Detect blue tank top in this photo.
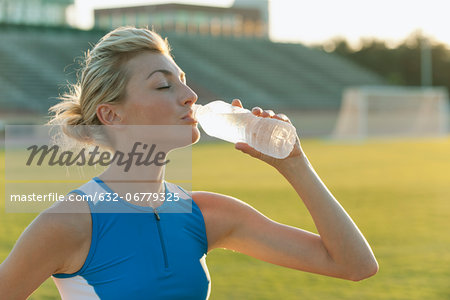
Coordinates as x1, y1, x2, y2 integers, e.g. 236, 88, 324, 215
52, 177, 211, 300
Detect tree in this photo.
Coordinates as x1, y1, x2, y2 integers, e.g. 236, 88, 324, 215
316, 33, 450, 92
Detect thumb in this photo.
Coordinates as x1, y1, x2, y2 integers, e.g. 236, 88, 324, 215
235, 142, 262, 159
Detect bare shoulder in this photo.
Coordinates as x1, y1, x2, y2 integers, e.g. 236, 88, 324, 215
192, 191, 267, 252
35, 195, 92, 273
15, 195, 92, 255
44, 195, 92, 237
0, 195, 92, 298
192, 191, 256, 216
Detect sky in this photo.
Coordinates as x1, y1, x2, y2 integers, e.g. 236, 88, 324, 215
70, 0, 450, 48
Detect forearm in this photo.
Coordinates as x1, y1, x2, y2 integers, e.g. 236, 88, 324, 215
275, 154, 378, 279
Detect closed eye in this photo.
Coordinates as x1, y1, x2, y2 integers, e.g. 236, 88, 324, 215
157, 86, 171, 90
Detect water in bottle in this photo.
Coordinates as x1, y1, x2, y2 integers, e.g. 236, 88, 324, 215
193, 100, 297, 159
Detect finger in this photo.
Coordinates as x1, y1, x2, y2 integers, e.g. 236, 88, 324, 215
274, 113, 290, 122
252, 107, 263, 116
235, 142, 262, 159
231, 99, 243, 108
261, 110, 275, 118
272, 113, 284, 121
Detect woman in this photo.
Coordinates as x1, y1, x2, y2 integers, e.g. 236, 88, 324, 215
0, 27, 378, 299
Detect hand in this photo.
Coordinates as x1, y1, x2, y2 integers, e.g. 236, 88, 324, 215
230, 99, 304, 168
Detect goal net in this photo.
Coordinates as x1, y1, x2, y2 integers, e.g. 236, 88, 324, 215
333, 86, 449, 139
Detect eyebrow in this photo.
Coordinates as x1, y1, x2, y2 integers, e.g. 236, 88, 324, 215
146, 69, 186, 80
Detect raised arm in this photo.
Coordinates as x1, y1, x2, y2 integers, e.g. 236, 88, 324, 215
197, 99, 378, 281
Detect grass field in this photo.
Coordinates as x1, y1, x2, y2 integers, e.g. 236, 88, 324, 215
1, 137, 450, 299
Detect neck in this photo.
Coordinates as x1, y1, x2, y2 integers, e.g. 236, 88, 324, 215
98, 163, 166, 208
96, 136, 174, 207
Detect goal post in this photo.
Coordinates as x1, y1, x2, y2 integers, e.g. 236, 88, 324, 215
333, 86, 449, 139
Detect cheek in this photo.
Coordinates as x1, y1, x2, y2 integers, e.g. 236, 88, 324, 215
149, 104, 176, 123
129, 101, 175, 125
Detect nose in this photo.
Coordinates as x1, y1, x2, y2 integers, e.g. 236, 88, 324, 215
181, 84, 198, 106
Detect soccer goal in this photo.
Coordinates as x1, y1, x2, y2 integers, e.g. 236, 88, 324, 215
333, 86, 449, 139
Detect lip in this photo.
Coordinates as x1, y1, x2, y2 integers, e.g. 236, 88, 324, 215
181, 110, 197, 122
181, 116, 198, 124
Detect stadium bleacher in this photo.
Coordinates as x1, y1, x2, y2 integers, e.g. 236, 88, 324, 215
0, 24, 385, 119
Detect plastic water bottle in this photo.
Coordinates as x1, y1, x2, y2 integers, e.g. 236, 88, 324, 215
193, 100, 297, 159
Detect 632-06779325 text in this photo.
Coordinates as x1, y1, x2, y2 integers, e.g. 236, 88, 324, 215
9, 192, 180, 203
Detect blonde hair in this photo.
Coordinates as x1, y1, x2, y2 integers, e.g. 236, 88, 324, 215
48, 27, 171, 144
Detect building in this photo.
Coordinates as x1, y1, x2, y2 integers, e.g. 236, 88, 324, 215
94, 1, 269, 38
0, 0, 73, 26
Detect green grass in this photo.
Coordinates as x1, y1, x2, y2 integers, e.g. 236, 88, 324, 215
1, 137, 450, 299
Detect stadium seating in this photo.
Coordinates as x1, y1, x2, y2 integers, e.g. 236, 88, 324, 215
0, 25, 385, 117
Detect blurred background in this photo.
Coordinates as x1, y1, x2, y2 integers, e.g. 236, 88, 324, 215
1, 0, 449, 137
0, 0, 449, 299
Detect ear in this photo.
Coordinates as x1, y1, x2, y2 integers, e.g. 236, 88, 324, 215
96, 103, 123, 125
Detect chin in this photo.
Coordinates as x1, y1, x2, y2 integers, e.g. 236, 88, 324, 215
191, 126, 201, 144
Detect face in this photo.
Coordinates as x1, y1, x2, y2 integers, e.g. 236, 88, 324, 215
116, 51, 200, 144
